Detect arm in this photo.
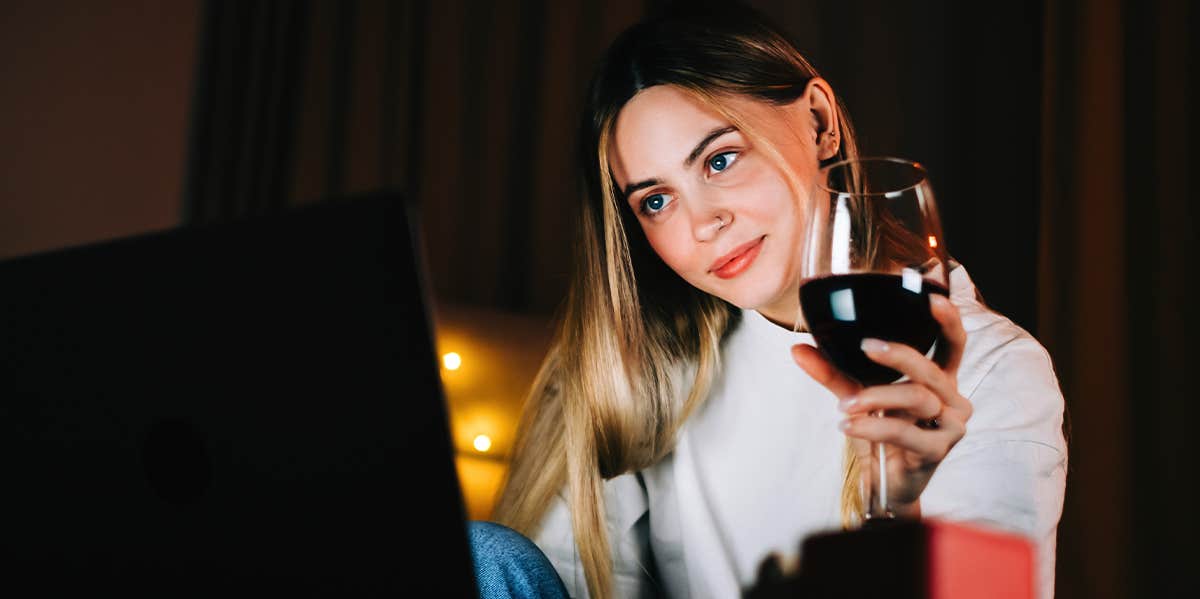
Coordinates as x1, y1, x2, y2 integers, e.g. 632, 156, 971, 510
921, 335, 1068, 599
792, 291, 1066, 599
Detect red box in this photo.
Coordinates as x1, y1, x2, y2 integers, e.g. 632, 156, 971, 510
925, 518, 1035, 599
745, 518, 1035, 598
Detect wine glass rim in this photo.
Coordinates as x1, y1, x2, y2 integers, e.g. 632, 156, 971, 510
818, 155, 930, 196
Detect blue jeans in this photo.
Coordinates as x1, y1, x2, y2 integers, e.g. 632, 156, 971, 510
469, 521, 570, 598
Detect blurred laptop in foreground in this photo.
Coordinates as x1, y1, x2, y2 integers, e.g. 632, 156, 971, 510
0, 192, 477, 596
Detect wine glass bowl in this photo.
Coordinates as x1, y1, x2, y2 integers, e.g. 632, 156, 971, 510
799, 157, 951, 385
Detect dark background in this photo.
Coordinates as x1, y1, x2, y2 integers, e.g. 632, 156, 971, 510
1, 1, 1196, 597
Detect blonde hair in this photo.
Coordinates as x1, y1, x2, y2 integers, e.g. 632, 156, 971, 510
494, 6, 864, 597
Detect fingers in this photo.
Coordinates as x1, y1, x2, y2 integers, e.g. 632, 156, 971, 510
838, 382, 943, 421
840, 413, 964, 463
860, 337, 972, 414
792, 344, 861, 399
929, 294, 966, 376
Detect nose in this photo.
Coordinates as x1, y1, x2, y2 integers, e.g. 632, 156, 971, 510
693, 208, 733, 242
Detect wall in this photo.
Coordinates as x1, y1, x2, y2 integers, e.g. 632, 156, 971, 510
0, 1, 199, 259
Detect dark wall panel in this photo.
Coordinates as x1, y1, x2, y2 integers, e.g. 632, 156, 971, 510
0, 1, 200, 259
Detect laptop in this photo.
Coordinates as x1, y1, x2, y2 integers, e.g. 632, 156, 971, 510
0, 192, 478, 596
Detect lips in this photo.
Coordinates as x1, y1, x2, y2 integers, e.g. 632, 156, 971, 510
709, 236, 765, 279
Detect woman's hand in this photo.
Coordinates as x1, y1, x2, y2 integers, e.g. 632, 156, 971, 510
791, 293, 972, 514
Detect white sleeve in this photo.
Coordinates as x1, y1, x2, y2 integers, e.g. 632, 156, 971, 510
531, 472, 658, 599
921, 332, 1068, 599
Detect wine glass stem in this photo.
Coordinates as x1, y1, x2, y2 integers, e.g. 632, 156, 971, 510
874, 409, 888, 516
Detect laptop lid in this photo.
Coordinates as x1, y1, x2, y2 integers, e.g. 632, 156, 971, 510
0, 192, 477, 596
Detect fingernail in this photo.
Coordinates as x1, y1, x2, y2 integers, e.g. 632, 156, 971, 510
838, 419, 851, 431
837, 397, 858, 412
861, 338, 889, 353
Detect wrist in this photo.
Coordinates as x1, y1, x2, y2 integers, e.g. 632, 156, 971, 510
892, 498, 922, 520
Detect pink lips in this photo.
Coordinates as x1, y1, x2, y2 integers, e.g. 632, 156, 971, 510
709, 236, 765, 279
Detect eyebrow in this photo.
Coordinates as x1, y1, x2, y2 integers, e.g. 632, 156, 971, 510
684, 125, 738, 167
622, 178, 661, 199
621, 125, 738, 199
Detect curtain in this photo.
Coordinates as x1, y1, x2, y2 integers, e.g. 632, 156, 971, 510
409, 0, 647, 312
1041, 0, 1198, 596
183, 0, 310, 223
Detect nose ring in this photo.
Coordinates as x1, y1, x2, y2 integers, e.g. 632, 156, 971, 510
715, 215, 726, 228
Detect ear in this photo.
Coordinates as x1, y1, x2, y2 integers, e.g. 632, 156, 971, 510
792, 77, 841, 161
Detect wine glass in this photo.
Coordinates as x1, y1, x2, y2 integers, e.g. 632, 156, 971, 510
797, 156, 951, 524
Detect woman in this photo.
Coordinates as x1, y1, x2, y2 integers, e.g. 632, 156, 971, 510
471, 4, 1067, 598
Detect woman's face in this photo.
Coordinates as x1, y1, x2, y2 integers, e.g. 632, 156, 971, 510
609, 83, 837, 326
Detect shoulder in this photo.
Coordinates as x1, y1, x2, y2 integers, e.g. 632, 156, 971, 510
923, 268, 1067, 539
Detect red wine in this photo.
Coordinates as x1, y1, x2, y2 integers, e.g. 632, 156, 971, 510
799, 273, 949, 386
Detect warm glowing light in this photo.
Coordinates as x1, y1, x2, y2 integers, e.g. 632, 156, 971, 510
928, 236, 939, 248
442, 352, 462, 371
473, 434, 492, 453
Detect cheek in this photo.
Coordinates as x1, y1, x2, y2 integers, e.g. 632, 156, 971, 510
744, 173, 802, 228
641, 221, 700, 275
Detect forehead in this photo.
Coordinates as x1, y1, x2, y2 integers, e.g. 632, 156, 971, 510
610, 86, 729, 186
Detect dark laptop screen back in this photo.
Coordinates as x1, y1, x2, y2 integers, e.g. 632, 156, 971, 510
0, 193, 477, 596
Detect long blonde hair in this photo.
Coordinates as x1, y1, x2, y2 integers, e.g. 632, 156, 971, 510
494, 5, 862, 597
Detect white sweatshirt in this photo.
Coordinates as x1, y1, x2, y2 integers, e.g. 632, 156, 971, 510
533, 265, 1068, 599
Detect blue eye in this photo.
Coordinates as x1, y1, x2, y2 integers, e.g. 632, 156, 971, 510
707, 151, 739, 174
641, 193, 671, 215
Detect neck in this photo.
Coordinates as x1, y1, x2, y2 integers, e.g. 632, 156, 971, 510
756, 298, 808, 332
